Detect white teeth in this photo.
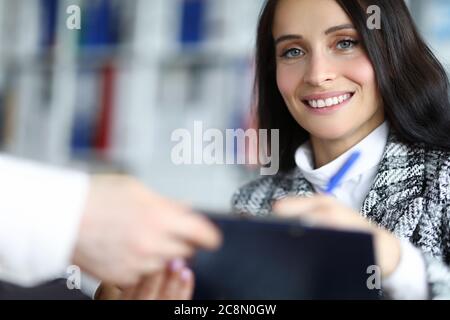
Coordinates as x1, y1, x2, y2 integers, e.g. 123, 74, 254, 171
307, 93, 353, 108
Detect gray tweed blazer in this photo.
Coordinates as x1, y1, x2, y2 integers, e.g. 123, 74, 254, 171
231, 132, 450, 299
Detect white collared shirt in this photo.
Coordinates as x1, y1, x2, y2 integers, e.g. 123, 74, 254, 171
294, 122, 428, 299
295, 122, 389, 211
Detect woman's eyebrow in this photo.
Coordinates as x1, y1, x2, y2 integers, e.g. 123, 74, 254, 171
274, 34, 302, 46
324, 23, 355, 35
274, 24, 356, 46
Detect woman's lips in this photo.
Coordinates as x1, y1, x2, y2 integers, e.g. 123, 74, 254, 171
302, 92, 355, 114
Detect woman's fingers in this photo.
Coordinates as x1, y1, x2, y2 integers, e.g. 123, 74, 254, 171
124, 259, 194, 300
272, 195, 329, 217
157, 259, 184, 299
273, 195, 375, 232
133, 271, 165, 300
158, 259, 195, 300
273, 196, 333, 227
119, 266, 166, 300
177, 269, 195, 300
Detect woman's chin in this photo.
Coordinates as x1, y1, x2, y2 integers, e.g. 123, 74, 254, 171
307, 127, 353, 142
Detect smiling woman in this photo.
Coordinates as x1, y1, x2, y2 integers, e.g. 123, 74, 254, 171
253, 0, 450, 172
273, 0, 384, 167
232, 0, 450, 299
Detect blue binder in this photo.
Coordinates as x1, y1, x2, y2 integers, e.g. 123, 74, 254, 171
180, 0, 206, 46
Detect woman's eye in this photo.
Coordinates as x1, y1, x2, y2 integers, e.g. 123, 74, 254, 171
336, 39, 358, 50
281, 48, 304, 59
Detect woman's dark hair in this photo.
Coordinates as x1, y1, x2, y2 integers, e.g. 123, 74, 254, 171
255, 0, 450, 172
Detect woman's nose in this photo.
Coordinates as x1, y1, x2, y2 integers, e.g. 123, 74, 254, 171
303, 52, 337, 86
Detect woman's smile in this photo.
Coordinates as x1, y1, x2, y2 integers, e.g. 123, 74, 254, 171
301, 91, 355, 115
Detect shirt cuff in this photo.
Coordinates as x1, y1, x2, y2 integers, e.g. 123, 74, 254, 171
0, 155, 90, 286
80, 273, 102, 299
382, 239, 428, 299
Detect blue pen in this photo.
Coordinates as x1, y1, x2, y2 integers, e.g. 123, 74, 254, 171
324, 150, 361, 194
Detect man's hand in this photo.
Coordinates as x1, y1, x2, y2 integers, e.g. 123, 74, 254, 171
72, 175, 221, 287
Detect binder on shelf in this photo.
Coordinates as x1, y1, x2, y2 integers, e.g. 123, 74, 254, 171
94, 62, 116, 154
180, 0, 207, 47
70, 70, 99, 153
40, 0, 59, 48
80, 0, 120, 48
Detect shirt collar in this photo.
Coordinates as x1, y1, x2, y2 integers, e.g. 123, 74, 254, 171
294, 121, 390, 188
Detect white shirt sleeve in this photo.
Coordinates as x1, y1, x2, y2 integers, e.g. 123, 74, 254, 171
0, 155, 90, 287
382, 239, 428, 299
80, 273, 101, 299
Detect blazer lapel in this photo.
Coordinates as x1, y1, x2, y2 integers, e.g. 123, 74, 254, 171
360, 132, 427, 237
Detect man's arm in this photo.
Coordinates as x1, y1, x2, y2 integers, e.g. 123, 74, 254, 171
0, 155, 89, 286
0, 154, 222, 288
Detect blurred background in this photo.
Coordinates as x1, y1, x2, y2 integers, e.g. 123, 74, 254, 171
0, 0, 449, 211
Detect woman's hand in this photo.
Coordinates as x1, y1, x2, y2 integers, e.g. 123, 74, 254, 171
272, 195, 401, 278
96, 259, 194, 300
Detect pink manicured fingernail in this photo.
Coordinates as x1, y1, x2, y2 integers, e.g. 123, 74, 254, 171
181, 268, 192, 282
170, 258, 185, 272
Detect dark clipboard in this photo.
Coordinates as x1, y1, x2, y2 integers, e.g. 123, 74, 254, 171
191, 213, 381, 300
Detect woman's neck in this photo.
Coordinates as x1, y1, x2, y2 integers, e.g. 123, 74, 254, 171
310, 115, 385, 168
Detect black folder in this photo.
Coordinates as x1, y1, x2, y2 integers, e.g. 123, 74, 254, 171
191, 214, 380, 300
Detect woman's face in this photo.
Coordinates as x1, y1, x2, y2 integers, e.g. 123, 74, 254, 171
273, 0, 384, 144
